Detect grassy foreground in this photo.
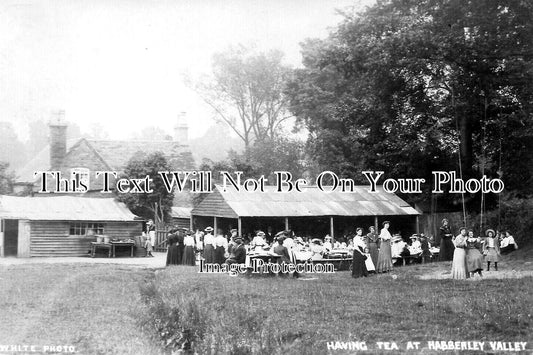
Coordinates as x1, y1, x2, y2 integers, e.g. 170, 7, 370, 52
0, 263, 162, 355
1, 257, 532, 354
143, 263, 533, 354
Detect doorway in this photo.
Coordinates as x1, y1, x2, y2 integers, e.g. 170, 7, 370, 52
4, 219, 18, 256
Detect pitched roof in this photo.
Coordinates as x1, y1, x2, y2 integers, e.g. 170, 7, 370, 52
191, 185, 420, 218
171, 206, 192, 219
84, 140, 196, 172
15, 139, 78, 183
0, 195, 140, 221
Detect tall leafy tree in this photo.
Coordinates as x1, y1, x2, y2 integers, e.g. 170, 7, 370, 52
187, 45, 293, 149
117, 152, 174, 224
286, 0, 533, 203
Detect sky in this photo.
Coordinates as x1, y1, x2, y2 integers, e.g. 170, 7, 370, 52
0, 0, 374, 141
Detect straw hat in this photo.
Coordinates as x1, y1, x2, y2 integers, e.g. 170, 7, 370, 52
204, 226, 214, 232
485, 229, 495, 237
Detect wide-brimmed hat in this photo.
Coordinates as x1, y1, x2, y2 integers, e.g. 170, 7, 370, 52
230, 229, 238, 234
392, 235, 403, 243
410, 234, 418, 239
382, 221, 390, 227
485, 228, 496, 237
311, 238, 322, 245
325, 235, 332, 240
204, 226, 214, 232
147, 220, 153, 225
275, 231, 286, 237
234, 237, 243, 244
256, 231, 266, 237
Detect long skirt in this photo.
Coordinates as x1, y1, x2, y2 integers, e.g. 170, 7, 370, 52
368, 242, 379, 268
451, 247, 468, 279
485, 247, 500, 262
176, 245, 184, 265
166, 244, 180, 266
376, 240, 393, 273
352, 251, 368, 278
182, 246, 196, 266
439, 237, 455, 261
203, 244, 215, 264
214, 246, 226, 265
466, 248, 483, 273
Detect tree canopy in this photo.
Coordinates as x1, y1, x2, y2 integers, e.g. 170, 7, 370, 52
117, 152, 174, 224
286, 0, 533, 205
188, 45, 293, 149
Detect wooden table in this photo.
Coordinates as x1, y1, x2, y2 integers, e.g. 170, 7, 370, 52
91, 242, 135, 258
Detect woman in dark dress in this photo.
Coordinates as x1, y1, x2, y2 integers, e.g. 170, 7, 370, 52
352, 228, 368, 278
365, 226, 379, 268
439, 218, 455, 261
166, 230, 180, 266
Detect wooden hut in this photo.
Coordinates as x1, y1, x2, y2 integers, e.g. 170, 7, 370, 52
191, 185, 420, 239
0, 195, 142, 257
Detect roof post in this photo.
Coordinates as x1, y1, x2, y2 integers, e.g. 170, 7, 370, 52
330, 217, 334, 239
214, 216, 218, 236
374, 216, 379, 233
238, 217, 242, 237
284, 217, 289, 231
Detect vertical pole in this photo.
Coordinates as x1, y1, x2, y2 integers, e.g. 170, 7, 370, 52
238, 217, 242, 237
330, 217, 334, 238
284, 217, 289, 231
214, 216, 218, 236
190, 215, 193, 231
374, 216, 379, 233
416, 215, 420, 236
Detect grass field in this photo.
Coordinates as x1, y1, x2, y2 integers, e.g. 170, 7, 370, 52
1, 252, 532, 354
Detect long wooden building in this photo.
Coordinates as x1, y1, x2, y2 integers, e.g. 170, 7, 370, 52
0, 195, 142, 257
191, 185, 420, 239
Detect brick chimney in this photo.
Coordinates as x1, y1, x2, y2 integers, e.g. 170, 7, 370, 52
49, 110, 67, 170
174, 111, 189, 144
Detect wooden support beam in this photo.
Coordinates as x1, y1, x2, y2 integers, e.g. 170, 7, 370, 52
238, 217, 242, 237
330, 217, 334, 238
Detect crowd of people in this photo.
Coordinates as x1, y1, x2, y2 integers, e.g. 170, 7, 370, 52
149, 217, 518, 280
438, 218, 519, 279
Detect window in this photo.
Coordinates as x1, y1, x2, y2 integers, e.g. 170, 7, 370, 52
71, 168, 90, 192
69, 222, 104, 236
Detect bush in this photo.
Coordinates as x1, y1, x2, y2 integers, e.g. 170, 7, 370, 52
469, 196, 533, 246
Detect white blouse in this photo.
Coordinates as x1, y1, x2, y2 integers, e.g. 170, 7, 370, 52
214, 235, 228, 249
380, 228, 392, 241
203, 233, 214, 245
184, 235, 195, 247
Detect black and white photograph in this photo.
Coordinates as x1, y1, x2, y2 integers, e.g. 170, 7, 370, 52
1, 0, 532, 354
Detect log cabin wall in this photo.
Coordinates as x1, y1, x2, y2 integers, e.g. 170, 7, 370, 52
30, 221, 142, 257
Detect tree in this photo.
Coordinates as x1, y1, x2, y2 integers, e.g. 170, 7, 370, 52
286, 0, 533, 203
187, 45, 293, 149
0, 122, 27, 170
117, 152, 174, 224
193, 136, 306, 206
130, 126, 172, 141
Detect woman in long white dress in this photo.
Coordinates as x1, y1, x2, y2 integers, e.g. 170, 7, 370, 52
376, 221, 393, 273
451, 227, 469, 279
